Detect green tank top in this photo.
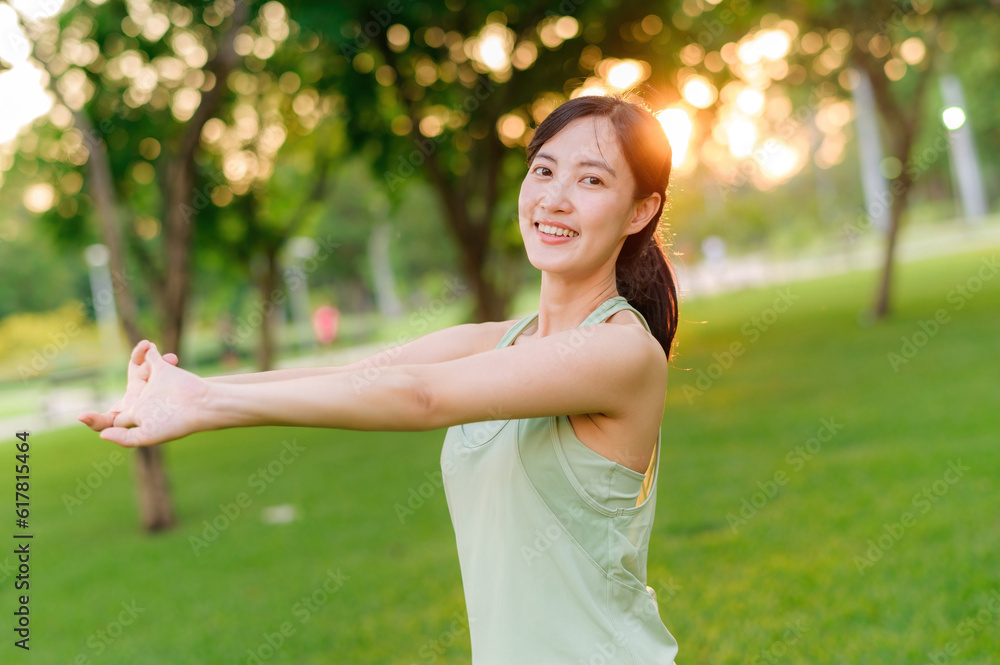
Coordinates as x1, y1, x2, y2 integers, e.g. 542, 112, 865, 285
441, 296, 679, 664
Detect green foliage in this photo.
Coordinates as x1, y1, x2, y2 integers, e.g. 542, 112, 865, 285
0, 300, 96, 377
0, 229, 84, 320
4, 0, 999, 333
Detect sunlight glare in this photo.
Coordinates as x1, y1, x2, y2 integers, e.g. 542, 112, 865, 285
724, 115, 757, 158
0, 64, 52, 145
11, 0, 66, 21
475, 24, 513, 72
755, 140, 801, 181
656, 107, 693, 169
681, 76, 717, 109
607, 60, 643, 89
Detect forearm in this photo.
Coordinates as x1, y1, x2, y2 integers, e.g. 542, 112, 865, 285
205, 367, 347, 384
204, 345, 412, 385
199, 365, 434, 432
203, 322, 493, 386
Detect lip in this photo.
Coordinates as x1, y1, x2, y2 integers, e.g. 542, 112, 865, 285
533, 220, 579, 245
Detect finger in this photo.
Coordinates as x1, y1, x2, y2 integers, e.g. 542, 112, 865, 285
163, 353, 178, 365
100, 427, 140, 447
78, 411, 118, 431
131, 339, 152, 365
113, 410, 137, 429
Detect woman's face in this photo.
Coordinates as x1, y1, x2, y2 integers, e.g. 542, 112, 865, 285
517, 115, 659, 278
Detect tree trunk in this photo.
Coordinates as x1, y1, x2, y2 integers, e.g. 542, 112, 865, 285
463, 251, 507, 322
852, 38, 937, 321
82, 112, 178, 531
872, 198, 903, 318
129, 159, 195, 533
872, 143, 915, 319
133, 447, 175, 531
127, 1, 250, 532
424, 164, 510, 322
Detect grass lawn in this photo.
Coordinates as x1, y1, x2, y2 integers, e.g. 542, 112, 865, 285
2, 247, 997, 664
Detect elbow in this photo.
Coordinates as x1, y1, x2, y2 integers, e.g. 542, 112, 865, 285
397, 366, 440, 431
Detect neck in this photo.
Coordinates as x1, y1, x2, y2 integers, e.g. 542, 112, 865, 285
528, 270, 620, 338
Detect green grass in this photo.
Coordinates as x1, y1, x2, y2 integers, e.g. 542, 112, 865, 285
2, 248, 998, 664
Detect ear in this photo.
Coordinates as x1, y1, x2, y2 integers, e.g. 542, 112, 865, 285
624, 192, 662, 236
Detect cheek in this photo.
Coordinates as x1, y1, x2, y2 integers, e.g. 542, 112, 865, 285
517, 181, 536, 217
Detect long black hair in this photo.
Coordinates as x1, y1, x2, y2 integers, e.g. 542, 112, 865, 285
525, 93, 680, 359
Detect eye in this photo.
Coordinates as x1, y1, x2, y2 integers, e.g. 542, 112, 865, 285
532, 165, 552, 177
583, 176, 603, 186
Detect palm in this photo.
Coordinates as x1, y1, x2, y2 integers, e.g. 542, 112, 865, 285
78, 341, 204, 447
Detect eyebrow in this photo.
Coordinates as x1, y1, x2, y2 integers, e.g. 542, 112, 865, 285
536, 151, 617, 178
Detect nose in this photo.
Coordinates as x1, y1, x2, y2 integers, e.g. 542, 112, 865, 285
538, 176, 573, 214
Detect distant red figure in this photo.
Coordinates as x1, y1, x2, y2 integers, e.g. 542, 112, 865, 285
312, 305, 339, 345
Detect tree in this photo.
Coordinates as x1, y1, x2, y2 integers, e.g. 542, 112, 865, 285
5, 0, 309, 530
784, 0, 993, 317
10, 0, 253, 530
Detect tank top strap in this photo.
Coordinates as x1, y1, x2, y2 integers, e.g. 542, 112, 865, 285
581, 295, 652, 335
497, 296, 651, 349
495, 312, 540, 349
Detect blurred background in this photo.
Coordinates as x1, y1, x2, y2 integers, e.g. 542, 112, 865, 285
0, 0, 998, 663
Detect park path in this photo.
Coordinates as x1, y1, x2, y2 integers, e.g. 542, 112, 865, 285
6, 218, 999, 437
674, 218, 1000, 299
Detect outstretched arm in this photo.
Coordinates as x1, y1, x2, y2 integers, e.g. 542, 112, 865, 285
91, 324, 665, 447
79, 320, 513, 428
204, 321, 516, 384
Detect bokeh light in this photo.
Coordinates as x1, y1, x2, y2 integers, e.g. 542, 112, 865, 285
23, 182, 55, 213
941, 106, 966, 130
10, 0, 65, 21
607, 60, 644, 90
682, 76, 718, 109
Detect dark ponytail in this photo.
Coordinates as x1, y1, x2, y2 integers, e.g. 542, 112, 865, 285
526, 93, 679, 359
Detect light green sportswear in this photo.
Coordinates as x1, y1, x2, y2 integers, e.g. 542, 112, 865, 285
441, 295, 679, 664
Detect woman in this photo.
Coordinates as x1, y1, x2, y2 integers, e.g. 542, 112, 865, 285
79, 93, 681, 664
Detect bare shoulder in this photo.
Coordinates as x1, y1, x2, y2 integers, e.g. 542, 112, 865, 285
604, 309, 666, 370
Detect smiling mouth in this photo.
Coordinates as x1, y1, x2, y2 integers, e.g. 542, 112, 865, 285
534, 222, 579, 238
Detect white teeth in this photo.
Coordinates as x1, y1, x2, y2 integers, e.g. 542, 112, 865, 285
537, 223, 579, 237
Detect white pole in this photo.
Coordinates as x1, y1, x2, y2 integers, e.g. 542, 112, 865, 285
850, 68, 891, 234
939, 74, 988, 223
84, 244, 121, 355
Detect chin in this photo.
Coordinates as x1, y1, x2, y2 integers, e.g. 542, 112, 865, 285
524, 251, 574, 274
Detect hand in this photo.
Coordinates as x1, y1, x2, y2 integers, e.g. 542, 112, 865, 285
78, 340, 208, 447
78, 342, 179, 433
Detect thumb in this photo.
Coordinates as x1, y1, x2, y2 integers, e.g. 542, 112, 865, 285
100, 426, 145, 447
100, 427, 129, 446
